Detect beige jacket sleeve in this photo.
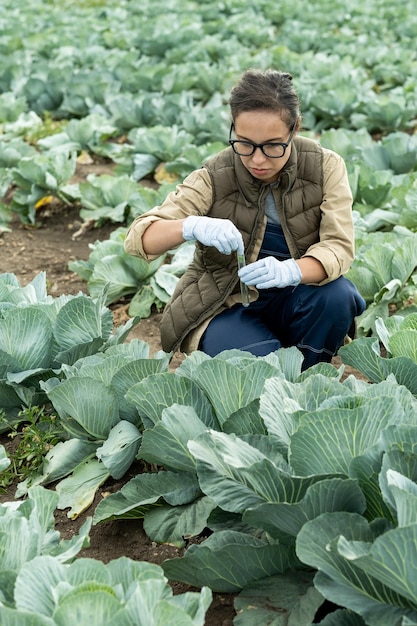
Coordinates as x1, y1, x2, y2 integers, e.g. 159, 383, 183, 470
124, 169, 213, 261
302, 149, 355, 283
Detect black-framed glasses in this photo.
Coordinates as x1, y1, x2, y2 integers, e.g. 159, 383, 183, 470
228, 119, 297, 158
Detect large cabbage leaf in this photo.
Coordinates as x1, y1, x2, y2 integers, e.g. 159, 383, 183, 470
0, 486, 91, 606
162, 530, 297, 593
0, 273, 140, 413
297, 511, 417, 626
340, 338, 417, 395
5, 555, 211, 625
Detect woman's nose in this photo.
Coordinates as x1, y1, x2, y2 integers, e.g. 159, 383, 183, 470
251, 147, 267, 163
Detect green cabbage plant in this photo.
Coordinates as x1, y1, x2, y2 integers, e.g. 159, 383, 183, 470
340, 313, 417, 394
0, 486, 212, 625
0, 271, 139, 418
90, 347, 417, 623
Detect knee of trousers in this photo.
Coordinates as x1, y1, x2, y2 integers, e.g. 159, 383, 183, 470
302, 280, 362, 326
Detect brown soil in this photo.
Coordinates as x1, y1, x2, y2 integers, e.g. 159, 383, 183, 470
0, 159, 364, 623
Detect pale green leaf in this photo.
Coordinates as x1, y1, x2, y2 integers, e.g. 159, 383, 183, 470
64, 558, 109, 586
139, 405, 207, 472
128, 284, 159, 318
93, 471, 200, 524
389, 330, 417, 363
336, 525, 417, 606
143, 496, 217, 547
117, 576, 171, 626
0, 306, 53, 370
0, 517, 39, 571
379, 426, 417, 517
96, 420, 141, 479
54, 294, 113, 353
260, 374, 352, 446
110, 358, 169, 423
289, 395, 402, 476
56, 459, 110, 519
189, 430, 333, 514
339, 339, 417, 394
398, 314, 417, 332
349, 445, 393, 521
296, 512, 416, 626
222, 398, 267, 436
384, 469, 417, 527
0, 606, 53, 625
191, 359, 281, 425
46, 377, 120, 440
159, 587, 212, 626
0, 444, 10, 471
126, 372, 217, 428
16, 439, 98, 496
244, 478, 366, 538
14, 555, 66, 615
124, 578, 205, 626
52, 585, 124, 625
106, 556, 166, 588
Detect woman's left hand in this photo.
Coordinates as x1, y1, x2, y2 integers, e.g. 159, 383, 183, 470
238, 256, 302, 289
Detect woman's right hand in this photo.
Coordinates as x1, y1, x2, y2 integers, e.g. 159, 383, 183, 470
182, 215, 244, 255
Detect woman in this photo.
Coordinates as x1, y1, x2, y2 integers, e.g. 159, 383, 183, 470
124, 68, 365, 369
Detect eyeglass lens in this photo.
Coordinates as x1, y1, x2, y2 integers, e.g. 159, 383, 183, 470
231, 142, 286, 157
229, 120, 297, 158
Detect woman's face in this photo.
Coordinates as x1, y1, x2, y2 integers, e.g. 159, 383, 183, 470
233, 110, 296, 183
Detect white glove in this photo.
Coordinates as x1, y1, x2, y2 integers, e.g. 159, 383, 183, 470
182, 215, 244, 255
238, 256, 302, 289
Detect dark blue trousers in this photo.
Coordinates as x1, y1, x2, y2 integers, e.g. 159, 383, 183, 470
199, 223, 365, 369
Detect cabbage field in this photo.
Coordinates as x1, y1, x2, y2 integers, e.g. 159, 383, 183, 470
1, 0, 417, 624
